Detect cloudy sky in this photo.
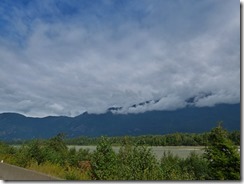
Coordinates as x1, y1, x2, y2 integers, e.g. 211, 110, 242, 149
0, 0, 240, 117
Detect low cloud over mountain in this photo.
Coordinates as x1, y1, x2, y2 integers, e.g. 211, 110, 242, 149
0, 0, 240, 117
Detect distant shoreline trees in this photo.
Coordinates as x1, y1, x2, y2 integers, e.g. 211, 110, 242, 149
63, 130, 240, 147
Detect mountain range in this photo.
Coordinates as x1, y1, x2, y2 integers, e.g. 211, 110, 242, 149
0, 103, 240, 141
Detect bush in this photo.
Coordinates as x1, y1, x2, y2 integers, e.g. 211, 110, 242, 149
90, 137, 118, 180
118, 144, 161, 180
183, 152, 209, 180
160, 151, 194, 180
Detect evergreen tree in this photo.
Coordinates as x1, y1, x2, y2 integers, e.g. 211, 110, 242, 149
204, 123, 240, 180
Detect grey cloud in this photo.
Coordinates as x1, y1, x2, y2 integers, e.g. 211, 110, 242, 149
0, 0, 240, 117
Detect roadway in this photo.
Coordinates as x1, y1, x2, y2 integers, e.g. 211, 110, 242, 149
0, 162, 60, 180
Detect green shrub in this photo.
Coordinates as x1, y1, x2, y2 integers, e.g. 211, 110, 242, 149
183, 152, 209, 180
160, 151, 194, 180
90, 137, 118, 180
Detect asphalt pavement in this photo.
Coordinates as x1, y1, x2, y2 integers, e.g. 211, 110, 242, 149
0, 162, 60, 181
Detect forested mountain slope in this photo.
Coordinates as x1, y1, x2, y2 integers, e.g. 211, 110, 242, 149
0, 103, 240, 140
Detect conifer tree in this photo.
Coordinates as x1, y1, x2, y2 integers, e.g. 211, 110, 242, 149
204, 123, 240, 180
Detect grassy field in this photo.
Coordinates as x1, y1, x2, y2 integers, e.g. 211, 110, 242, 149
67, 145, 205, 159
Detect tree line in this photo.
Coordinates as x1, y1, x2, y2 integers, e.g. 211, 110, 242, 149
0, 124, 240, 180
65, 130, 240, 146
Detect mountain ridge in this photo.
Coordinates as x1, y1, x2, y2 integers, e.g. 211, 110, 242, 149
0, 103, 240, 141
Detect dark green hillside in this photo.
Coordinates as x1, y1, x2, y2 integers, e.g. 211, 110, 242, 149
0, 103, 240, 140
67, 103, 240, 137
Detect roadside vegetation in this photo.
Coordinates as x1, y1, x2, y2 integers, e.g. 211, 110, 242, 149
0, 123, 240, 180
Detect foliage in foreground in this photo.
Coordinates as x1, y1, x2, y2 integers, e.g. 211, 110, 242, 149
0, 124, 240, 180
204, 123, 240, 180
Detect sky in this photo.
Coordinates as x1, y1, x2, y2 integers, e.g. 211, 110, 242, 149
0, 0, 240, 117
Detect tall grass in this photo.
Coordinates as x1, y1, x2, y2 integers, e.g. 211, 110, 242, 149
27, 162, 90, 180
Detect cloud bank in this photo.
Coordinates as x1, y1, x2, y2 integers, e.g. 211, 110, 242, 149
0, 0, 240, 117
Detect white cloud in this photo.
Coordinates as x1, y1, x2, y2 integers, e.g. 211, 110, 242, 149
0, 0, 240, 117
